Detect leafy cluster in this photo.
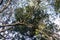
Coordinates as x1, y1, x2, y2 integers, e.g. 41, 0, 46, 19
14, 5, 49, 39
14, 0, 54, 40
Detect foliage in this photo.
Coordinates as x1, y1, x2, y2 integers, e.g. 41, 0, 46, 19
55, 0, 60, 10
14, 4, 50, 40
0, 0, 59, 40
14, 0, 54, 40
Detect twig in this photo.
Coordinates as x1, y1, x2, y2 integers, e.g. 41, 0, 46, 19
0, 21, 26, 27
0, 26, 13, 32
0, 26, 13, 39
0, 21, 27, 32
44, 29, 60, 40
0, 0, 11, 13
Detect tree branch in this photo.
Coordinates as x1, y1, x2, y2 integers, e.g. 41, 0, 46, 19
1, 21, 26, 27
0, 21, 33, 32
0, 21, 27, 32
0, 0, 11, 13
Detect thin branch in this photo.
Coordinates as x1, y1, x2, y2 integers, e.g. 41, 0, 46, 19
0, 21, 27, 32
0, 21, 33, 32
0, 26, 12, 32
0, 21, 33, 27
1, 21, 26, 27
44, 29, 60, 40
0, 27, 13, 39
0, 0, 11, 13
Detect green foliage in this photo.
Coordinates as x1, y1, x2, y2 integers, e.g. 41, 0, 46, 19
55, 0, 60, 10
13, 0, 58, 40
14, 5, 49, 38
15, 8, 24, 21
15, 6, 34, 23
14, 25, 28, 34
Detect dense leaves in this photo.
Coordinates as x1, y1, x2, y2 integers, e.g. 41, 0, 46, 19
14, 4, 50, 40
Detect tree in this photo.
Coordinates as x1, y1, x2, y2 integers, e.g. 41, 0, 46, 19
0, 0, 59, 40
14, 0, 51, 40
